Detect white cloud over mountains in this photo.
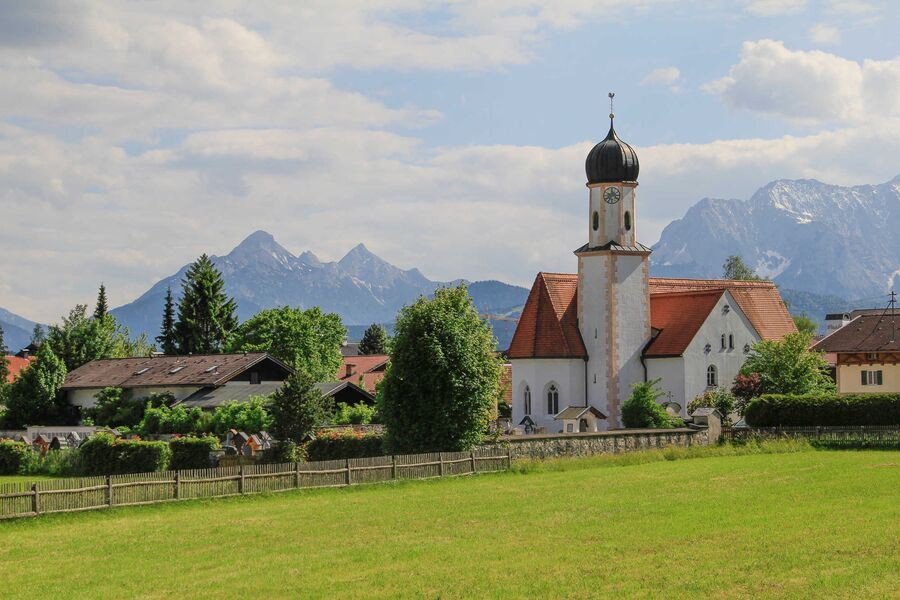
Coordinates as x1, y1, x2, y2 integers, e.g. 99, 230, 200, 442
0, 2, 898, 322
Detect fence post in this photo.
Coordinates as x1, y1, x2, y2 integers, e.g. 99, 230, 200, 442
106, 475, 113, 508
470, 450, 477, 474
174, 471, 181, 500
506, 446, 512, 469
345, 458, 352, 486
31, 483, 40, 516
439, 453, 445, 477
239, 464, 245, 494
391, 455, 397, 480
294, 462, 300, 489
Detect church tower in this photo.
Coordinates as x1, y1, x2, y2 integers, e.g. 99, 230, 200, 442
576, 94, 652, 428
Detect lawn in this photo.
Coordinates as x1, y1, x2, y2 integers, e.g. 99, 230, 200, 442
1, 449, 897, 599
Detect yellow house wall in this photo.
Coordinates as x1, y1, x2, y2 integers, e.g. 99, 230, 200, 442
837, 363, 900, 394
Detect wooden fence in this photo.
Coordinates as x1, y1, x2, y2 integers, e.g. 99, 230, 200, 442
723, 425, 900, 447
0, 447, 511, 520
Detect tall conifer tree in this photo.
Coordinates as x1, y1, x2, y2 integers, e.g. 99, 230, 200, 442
94, 284, 109, 319
0, 324, 10, 387
174, 255, 238, 354
156, 287, 178, 355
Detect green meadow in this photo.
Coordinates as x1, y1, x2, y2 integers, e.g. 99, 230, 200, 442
1, 448, 897, 599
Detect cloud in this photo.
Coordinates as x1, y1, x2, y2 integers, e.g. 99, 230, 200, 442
641, 67, 682, 90
745, 0, 807, 16
808, 23, 841, 45
827, 0, 879, 16
703, 40, 900, 124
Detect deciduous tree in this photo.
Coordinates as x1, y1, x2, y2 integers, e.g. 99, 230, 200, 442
1, 344, 68, 427
174, 254, 238, 354
226, 306, 344, 381
722, 255, 762, 281
380, 285, 501, 453
739, 332, 834, 397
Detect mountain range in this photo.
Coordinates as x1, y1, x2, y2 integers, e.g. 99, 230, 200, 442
4, 176, 897, 351
108, 231, 529, 348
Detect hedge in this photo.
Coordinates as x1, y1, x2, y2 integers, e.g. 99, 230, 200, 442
0, 440, 29, 475
79, 433, 172, 475
169, 436, 219, 470
744, 393, 900, 427
306, 429, 385, 461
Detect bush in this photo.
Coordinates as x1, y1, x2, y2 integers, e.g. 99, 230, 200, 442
261, 440, 306, 464
306, 429, 385, 461
332, 402, 377, 425
19, 448, 81, 477
0, 440, 29, 475
79, 432, 171, 475
744, 393, 900, 427
169, 436, 219, 470
688, 388, 736, 425
136, 403, 211, 435
87, 388, 170, 428
621, 379, 683, 429
210, 396, 272, 434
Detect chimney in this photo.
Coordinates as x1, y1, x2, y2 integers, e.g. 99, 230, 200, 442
345, 363, 354, 378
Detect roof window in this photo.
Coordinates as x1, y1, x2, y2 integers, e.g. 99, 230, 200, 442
134, 367, 150, 375
169, 365, 186, 374
204, 365, 219, 373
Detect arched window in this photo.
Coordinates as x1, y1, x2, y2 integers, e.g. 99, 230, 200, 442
720, 334, 727, 350
592, 211, 599, 231
728, 334, 734, 350
624, 211, 631, 231
523, 385, 532, 416
706, 365, 718, 387
546, 384, 559, 415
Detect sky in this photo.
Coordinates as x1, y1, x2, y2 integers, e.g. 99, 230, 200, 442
1, 0, 899, 323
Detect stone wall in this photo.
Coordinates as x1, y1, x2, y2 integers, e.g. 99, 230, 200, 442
491, 427, 710, 460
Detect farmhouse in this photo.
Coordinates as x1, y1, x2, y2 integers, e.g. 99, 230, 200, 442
812, 312, 899, 393
63, 353, 293, 410
3, 354, 34, 383
337, 354, 389, 396
508, 111, 794, 433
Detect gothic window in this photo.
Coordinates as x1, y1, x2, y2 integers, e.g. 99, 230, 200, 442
706, 365, 718, 387
546, 384, 559, 415
592, 211, 599, 231
624, 211, 631, 231
523, 385, 532, 415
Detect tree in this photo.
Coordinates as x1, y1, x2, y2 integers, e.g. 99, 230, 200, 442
621, 379, 681, 428
738, 332, 834, 397
156, 287, 178, 355
792, 314, 818, 337
93, 283, 109, 319
1, 344, 68, 427
226, 306, 344, 381
687, 387, 736, 425
359, 323, 389, 355
380, 285, 502, 453
46, 305, 118, 371
174, 254, 238, 354
269, 371, 334, 443
0, 325, 9, 408
722, 255, 762, 281
30, 324, 45, 346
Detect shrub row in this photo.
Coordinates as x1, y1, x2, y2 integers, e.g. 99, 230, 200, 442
79, 433, 172, 475
0, 440, 29, 475
306, 429, 385, 461
744, 393, 900, 427
168, 436, 220, 470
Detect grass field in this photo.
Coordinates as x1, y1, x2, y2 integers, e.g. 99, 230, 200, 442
1, 448, 898, 599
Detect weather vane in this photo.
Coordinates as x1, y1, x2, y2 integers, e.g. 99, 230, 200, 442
608, 92, 615, 120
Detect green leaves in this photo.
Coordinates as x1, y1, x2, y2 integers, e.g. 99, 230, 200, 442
622, 379, 681, 429
1, 343, 68, 428
380, 285, 502, 453
269, 371, 334, 443
359, 323, 389, 355
226, 306, 345, 382
740, 332, 834, 397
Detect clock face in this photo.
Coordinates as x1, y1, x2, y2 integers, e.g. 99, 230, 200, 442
603, 186, 621, 204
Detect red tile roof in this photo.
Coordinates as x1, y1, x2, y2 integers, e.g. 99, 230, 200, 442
644, 290, 724, 357
4, 355, 34, 383
508, 274, 796, 359
62, 353, 291, 389
337, 354, 389, 393
649, 278, 796, 340
507, 273, 587, 359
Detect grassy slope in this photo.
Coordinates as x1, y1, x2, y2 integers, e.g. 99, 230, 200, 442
1, 450, 898, 599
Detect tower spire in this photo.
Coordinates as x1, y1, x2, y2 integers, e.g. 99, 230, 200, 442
608, 92, 615, 128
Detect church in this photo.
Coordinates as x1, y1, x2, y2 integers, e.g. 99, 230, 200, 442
507, 105, 796, 433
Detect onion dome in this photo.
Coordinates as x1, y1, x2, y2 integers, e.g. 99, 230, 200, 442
585, 114, 639, 184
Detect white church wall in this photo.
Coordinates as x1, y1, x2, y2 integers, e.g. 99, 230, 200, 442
511, 358, 585, 433
681, 291, 761, 411
645, 357, 686, 414
613, 254, 650, 427
579, 254, 611, 424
